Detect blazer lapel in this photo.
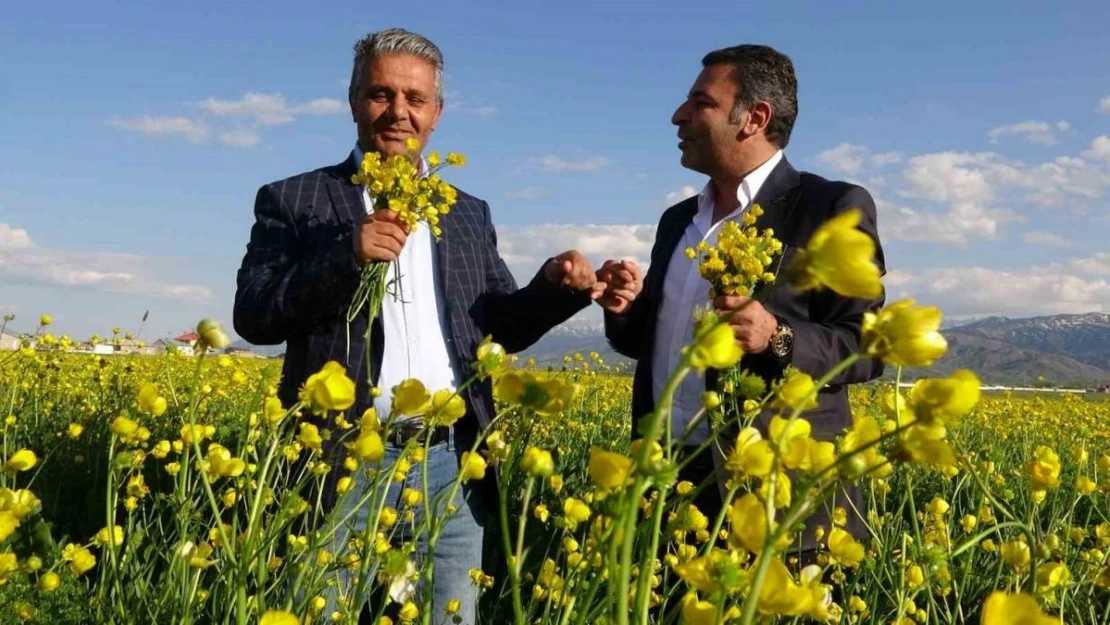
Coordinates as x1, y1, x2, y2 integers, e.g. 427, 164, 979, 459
752, 157, 803, 283
325, 154, 364, 225
647, 198, 698, 297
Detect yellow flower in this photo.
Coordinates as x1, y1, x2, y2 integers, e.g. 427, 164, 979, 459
910, 370, 981, 425
587, 447, 633, 493
688, 318, 742, 373
445, 152, 466, 167
196, 318, 230, 350
758, 558, 816, 616
861, 299, 948, 367
206, 443, 247, 478
1036, 562, 1070, 591
980, 591, 1059, 625
1028, 446, 1061, 490
39, 314, 52, 326
520, 446, 554, 478
264, 396, 286, 425
0, 553, 17, 585
398, 601, 419, 621
771, 372, 820, 414
4, 449, 37, 472
349, 430, 384, 462
725, 428, 774, 478
562, 498, 591, 528
39, 571, 60, 592
95, 525, 124, 547
1001, 540, 1031, 568
67, 423, 84, 439
827, 527, 865, 568
179, 423, 215, 446
138, 382, 168, 416
62, 543, 96, 576
259, 610, 300, 625
474, 336, 506, 377
728, 493, 782, 553
300, 361, 356, 414
111, 415, 139, 440
428, 389, 466, 426
459, 451, 487, 482
0, 511, 19, 541
1076, 475, 1097, 495
392, 379, 431, 416
680, 593, 722, 625
788, 208, 882, 299
296, 423, 323, 450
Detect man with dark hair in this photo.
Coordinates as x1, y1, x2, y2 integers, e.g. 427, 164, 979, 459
597, 44, 886, 560
234, 27, 602, 625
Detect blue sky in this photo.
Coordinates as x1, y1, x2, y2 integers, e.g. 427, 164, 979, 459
2, 0, 1109, 341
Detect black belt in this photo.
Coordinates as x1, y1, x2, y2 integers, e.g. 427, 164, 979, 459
388, 422, 450, 447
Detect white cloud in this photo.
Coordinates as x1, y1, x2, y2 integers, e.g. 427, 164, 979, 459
895, 151, 1025, 243
871, 151, 903, 167
198, 92, 344, 126
1022, 230, 1073, 247
219, 129, 262, 149
815, 142, 868, 175
536, 155, 611, 173
503, 186, 550, 201
496, 224, 656, 277
110, 92, 343, 148
890, 256, 1110, 317
1099, 95, 1110, 114
1085, 135, 1110, 162
0, 222, 214, 302
987, 120, 1066, 145
665, 185, 698, 205
107, 116, 209, 143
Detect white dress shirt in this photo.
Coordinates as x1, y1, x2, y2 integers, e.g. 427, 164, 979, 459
351, 144, 460, 425
651, 150, 783, 445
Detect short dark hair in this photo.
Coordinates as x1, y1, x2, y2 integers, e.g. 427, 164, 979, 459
702, 45, 798, 148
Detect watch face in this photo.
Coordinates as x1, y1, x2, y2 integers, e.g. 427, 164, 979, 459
772, 331, 792, 357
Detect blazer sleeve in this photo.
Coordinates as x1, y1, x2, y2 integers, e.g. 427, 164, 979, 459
472, 201, 593, 353
233, 183, 364, 345
759, 185, 886, 385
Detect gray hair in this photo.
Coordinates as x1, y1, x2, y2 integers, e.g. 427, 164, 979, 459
348, 28, 444, 106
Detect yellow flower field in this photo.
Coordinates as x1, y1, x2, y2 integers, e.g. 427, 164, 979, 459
1, 213, 1107, 624
0, 330, 1107, 623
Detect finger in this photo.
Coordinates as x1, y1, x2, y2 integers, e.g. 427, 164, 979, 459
610, 289, 638, 301
380, 225, 408, 246
374, 238, 403, 255
589, 282, 607, 300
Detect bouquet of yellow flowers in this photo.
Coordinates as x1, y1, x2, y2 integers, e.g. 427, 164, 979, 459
686, 203, 783, 297
345, 137, 465, 375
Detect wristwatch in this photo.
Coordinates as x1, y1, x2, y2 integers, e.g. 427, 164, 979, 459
766, 316, 794, 359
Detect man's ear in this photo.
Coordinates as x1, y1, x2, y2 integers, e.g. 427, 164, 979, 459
745, 101, 774, 138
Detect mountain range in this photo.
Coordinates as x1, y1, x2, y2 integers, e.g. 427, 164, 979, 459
519, 313, 1110, 388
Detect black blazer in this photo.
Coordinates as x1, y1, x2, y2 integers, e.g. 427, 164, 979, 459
605, 156, 886, 547
233, 153, 592, 447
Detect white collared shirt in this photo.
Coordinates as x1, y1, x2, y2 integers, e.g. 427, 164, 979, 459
651, 150, 783, 444
351, 144, 460, 424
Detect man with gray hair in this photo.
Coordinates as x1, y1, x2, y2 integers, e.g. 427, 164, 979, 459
234, 27, 601, 624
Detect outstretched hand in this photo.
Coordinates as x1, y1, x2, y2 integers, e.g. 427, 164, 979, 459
544, 250, 606, 299
595, 259, 643, 315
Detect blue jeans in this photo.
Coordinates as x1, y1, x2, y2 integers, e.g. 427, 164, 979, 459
327, 435, 486, 625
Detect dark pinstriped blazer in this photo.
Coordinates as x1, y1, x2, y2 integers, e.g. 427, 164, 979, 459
605, 156, 887, 549
233, 153, 591, 447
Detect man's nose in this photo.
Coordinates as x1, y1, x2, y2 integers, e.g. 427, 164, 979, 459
671, 101, 688, 126
388, 95, 409, 121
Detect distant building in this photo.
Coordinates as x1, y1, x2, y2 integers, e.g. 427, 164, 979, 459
0, 331, 34, 351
